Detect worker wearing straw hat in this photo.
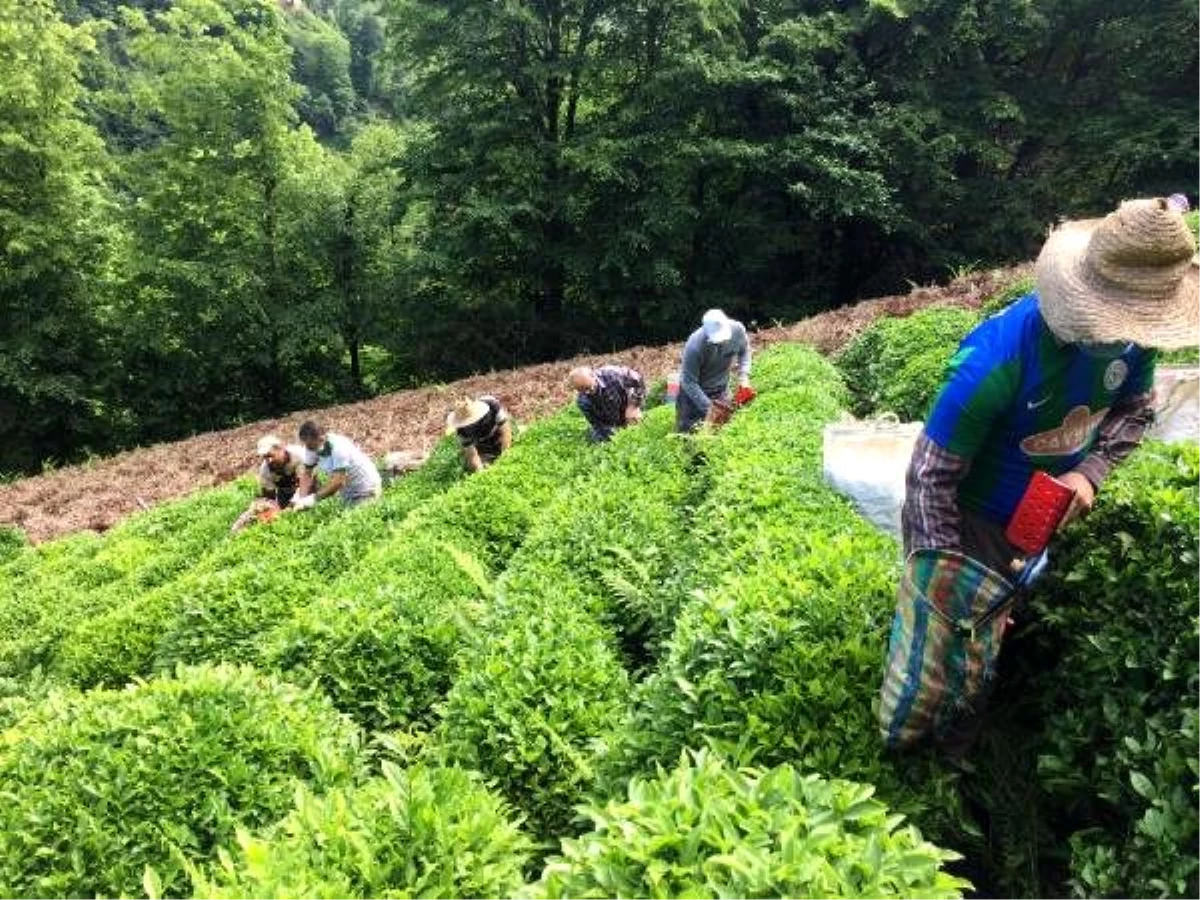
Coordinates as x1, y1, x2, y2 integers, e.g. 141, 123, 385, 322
903, 197, 1197, 575
885, 197, 1197, 759
446, 395, 512, 473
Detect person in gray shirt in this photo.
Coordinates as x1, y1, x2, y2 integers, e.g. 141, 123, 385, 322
676, 309, 753, 432
292, 421, 382, 509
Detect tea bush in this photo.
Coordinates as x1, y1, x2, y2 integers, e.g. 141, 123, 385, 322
0, 522, 26, 563
436, 347, 870, 842
192, 761, 532, 899
1029, 441, 1199, 898
532, 748, 969, 899
495, 409, 702, 672
435, 585, 631, 840
977, 275, 1035, 318
0, 665, 365, 898
262, 409, 595, 735
836, 306, 979, 419
49, 444, 461, 689
600, 348, 964, 843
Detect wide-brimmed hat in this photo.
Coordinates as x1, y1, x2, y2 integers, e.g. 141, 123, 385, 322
702, 308, 734, 343
256, 434, 283, 457
445, 398, 490, 434
1036, 197, 1198, 349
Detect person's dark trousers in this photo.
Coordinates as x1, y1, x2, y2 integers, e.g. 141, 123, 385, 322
577, 393, 616, 443
674, 392, 706, 432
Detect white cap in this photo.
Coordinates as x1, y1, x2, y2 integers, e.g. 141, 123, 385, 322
256, 435, 283, 457
702, 309, 734, 343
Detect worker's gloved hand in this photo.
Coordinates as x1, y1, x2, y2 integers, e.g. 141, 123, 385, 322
291, 493, 317, 511
707, 399, 734, 426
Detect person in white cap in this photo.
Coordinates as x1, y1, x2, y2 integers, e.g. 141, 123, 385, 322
255, 434, 316, 508
891, 196, 1198, 759
675, 308, 753, 432
292, 420, 382, 508
230, 434, 317, 531
445, 395, 512, 473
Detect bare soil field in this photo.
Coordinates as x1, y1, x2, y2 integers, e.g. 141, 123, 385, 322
0, 266, 1027, 543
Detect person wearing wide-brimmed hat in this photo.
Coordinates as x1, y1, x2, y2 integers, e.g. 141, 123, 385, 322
446, 395, 512, 473
888, 197, 1197, 759
903, 197, 1197, 574
676, 308, 753, 432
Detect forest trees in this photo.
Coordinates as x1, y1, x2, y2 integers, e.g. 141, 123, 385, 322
0, 0, 118, 472
1, 0, 1195, 473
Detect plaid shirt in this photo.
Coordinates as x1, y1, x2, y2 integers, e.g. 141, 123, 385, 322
584, 365, 646, 428
902, 389, 1155, 555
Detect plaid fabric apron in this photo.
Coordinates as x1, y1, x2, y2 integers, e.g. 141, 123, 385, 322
878, 548, 1016, 748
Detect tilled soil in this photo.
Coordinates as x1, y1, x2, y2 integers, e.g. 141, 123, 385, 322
0, 266, 1027, 543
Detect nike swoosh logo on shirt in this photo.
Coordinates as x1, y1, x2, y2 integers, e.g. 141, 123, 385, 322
1027, 396, 1052, 410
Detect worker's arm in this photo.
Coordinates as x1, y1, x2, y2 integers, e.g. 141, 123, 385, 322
1061, 388, 1155, 523
735, 327, 752, 385
295, 467, 315, 501
496, 420, 513, 453
313, 470, 347, 501
901, 432, 971, 555
679, 333, 711, 414
624, 369, 647, 414
256, 463, 276, 500
462, 444, 484, 473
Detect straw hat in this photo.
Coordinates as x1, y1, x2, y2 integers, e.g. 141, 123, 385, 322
256, 434, 283, 457
1036, 197, 1199, 349
445, 398, 490, 434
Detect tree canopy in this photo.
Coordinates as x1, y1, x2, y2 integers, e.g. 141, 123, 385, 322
0, 0, 1195, 473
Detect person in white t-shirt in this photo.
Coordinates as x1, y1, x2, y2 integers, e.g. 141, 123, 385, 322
291, 420, 382, 509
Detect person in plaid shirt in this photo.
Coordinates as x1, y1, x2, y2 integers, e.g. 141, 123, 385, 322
569, 365, 646, 443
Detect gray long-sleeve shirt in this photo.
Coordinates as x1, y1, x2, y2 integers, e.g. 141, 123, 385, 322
679, 321, 752, 415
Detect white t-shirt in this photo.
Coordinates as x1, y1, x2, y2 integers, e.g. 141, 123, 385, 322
303, 433, 381, 503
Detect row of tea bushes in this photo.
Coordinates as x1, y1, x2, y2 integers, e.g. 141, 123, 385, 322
599, 346, 966, 845
533, 748, 969, 899
1028, 441, 1199, 898
431, 412, 693, 841
258, 409, 602, 736
191, 761, 533, 900
0, 665, 365, 899
0, 484, 246, 679
431, 345, 868, 841
46, 441, 462, 690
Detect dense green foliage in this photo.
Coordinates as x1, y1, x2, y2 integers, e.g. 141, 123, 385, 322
0, 665, 364, 898
192, 761, 533, 899
836, 305, 980, 419
262, 410, 593, 736
598, 347, 966, 845
0, 342, 1195, 897
533, 749, 969, 899
1, 0, 1195, 473
1029, 442, 1199, 898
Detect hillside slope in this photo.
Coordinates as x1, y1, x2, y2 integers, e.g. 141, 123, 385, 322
0, 267, 1027, 543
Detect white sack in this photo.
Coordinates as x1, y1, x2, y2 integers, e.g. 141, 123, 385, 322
1149, 366, 1199, 444
822, 416, 922, 539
